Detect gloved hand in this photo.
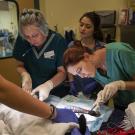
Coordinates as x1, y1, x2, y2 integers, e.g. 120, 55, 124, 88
93, 80, 126, 111
53, 108, 78, 123
53, 108, 90, 135
99, 80, 126, 102
93, 90, 104, 112
21, 72, 32, 93
31, 80, 53, 101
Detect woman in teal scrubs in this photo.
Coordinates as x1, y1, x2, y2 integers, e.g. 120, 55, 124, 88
63, 41, 135, 110
13, 9, 68, 100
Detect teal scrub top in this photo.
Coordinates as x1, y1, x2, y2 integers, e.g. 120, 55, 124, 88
13, 30, 68, 97
95, 42, 135, 108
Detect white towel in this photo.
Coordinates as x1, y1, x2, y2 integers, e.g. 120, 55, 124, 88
120, 102, 135, 131
0, 104, 78, 135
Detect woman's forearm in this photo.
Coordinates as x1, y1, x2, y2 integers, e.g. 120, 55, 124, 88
51, 66, 66, 87
0, 75, 52, 119
125, 81, 135, 90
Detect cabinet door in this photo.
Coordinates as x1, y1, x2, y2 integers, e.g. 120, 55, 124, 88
101, 26, 116, 43
120, 25, 135, 49
0, 0, 19, 59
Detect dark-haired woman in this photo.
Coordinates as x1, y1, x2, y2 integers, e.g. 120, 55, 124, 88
68, 12, 105, 98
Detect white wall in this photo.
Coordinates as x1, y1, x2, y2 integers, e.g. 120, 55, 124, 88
40, 0, 128, 40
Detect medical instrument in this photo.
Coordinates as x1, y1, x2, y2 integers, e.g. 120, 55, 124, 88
22, 47, 33, 57
89, 104, 96, 112
88, 104, 101, 117
67, 105, 101, 117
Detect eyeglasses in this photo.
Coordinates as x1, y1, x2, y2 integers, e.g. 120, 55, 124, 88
24, 32, 41, 41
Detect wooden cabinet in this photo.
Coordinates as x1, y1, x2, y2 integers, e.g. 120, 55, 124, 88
0, 58, 21, 85
120, 25, 135, 48
101, 26, 116, 43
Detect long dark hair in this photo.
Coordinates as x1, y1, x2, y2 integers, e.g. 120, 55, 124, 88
80, 11, 103, 41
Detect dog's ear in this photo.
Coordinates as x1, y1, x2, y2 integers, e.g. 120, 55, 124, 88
78, 114, 87, 135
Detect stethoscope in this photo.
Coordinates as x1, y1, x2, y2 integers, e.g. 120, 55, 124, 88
22, 45, 33, 57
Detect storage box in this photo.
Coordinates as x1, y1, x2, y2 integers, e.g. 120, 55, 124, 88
120, 25, 135, 48
95, 10, 116, 26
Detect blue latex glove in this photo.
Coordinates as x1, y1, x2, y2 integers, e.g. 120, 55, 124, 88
71, 127, 90, 135
53, 108, 90, 135
53, 108, 78, 123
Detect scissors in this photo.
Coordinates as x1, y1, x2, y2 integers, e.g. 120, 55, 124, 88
71, 104, 101, 117
88, 104, 101, 117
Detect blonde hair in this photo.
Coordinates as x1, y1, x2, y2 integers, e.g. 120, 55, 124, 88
19, 9, 49, 39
